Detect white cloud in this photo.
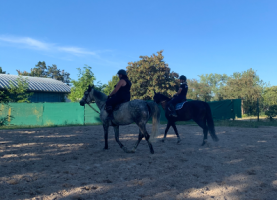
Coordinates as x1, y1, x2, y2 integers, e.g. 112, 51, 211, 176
0, 36, 49, 50
0, 35, 97, 56
57, 47, 96, 56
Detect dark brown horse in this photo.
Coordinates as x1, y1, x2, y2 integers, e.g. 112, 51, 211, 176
153, 92, 219, 146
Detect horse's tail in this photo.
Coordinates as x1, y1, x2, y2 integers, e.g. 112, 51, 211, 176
147, 101, 161, 142
204, 102, 219, 141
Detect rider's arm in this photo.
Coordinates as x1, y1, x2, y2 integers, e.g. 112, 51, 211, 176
174, 88, 183, 96
109, 80, 125, 97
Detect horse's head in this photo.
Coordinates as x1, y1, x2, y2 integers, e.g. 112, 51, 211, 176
79, 85, 95, 106
153, 90, 169, 104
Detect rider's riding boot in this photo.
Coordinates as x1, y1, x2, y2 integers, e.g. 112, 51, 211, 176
169, 104, 177, 117
105, 106, 114, 121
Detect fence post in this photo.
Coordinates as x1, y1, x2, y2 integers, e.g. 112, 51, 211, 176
84, 104, 86, 125
257, 98, 259, 122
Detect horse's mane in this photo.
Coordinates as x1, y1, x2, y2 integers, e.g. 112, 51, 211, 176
157, 93, 171, 102
92, 88, 107, 101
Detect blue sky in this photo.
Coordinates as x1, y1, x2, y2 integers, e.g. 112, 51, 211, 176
0, 0, 276, 86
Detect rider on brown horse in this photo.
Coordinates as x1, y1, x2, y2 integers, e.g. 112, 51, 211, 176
167, 75, 188, 117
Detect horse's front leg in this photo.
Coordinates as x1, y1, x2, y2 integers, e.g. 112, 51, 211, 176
162, 121, 171, 142
171, 122, 181, 144
130, 130, 144, 153
114, 125, 129, 153
103, 124, 109, 150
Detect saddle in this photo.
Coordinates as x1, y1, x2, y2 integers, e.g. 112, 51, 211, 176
168, 101, 187, 111
113, 99, 129, 111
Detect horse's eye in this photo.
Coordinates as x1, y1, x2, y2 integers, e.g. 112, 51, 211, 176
84, 91, 88, 95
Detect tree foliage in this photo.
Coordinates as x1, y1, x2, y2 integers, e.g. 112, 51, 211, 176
127, 50, 179, 100
198, 73, 229, 101
103, 75, 119, 96
0, 67, 6, 74
0, 76, 33, 103
17, 61, 71, 85
68, 65, 96, 102
265, 105, 277, 121
263, 86, 277, 106
186, 79, 212, 101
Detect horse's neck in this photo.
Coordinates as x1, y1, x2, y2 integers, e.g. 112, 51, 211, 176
90, 90, 106, 110
161, 101, 167, 110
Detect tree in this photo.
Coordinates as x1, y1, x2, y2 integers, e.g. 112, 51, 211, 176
0, 76, 33, 103
0, 67, 6, 74
17, 61, 71, 85
187, 79, 212, 101
263, 86, 277, 106
103, 75, 119, 95
127, 50, 179, 100
198, 73, 229, 101
68, 65, 96, 102
221, 68, 265, 115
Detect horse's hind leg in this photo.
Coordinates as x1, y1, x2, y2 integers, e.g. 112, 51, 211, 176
130, 130, 144, 153
171, 122, 181, 144
113, 125, 129, 153
139, 124, 154, 154
194, 119, 208, 146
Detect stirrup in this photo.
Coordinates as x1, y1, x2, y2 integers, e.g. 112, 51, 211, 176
170, 112, 178, 117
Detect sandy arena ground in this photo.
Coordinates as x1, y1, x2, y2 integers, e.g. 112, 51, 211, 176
0, 124, 277, 200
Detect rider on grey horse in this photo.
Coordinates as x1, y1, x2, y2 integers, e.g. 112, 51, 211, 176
106, 69, 132, 120
167, 75, 188, 117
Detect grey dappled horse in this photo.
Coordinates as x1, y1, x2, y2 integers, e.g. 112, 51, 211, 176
79, 85, 161, 154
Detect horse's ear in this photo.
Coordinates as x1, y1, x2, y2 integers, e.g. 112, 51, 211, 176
92, 85, 94, 88
88, 85, 91, 90
154, 90, 156, 94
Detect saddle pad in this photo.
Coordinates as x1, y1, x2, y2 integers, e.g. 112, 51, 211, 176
175, 101, 187, 110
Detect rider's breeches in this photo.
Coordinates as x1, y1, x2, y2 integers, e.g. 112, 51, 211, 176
167, 95, 187, 107
106, 95, 130, 114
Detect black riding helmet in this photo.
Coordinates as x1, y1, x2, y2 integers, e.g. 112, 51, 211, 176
179, 75, 187, 81
117, 69, 127, 76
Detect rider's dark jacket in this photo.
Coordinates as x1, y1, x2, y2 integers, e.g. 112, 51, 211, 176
168, 82, 188, 105
106, 76, 132, 111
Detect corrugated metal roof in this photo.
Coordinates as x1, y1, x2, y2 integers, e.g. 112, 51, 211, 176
0, 74, 71, 93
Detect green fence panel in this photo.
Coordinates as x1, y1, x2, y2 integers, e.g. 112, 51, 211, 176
84, 104, 102, 124
43, 102, 84, 126
0, 103, 43, 126
233, 99, 242, 118
0, 99, 241, 127
207, 100, 234, 120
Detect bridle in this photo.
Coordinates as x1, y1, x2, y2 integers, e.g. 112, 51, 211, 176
84, 91, 100, 114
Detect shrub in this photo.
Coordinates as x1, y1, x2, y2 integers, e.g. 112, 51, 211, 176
265, 105, 277, 121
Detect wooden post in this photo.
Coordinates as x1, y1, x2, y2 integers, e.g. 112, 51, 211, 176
257, 98, 259, 122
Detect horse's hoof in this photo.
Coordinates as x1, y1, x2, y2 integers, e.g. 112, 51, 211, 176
177, 138, 181, 144
103, 147, 109, 151
201, 141, 207, 146
150, 150, 154, 154
122, 146, 130, 153
161, 138, 165, 143
213, 137, 219, 142
130, 148, 136, 153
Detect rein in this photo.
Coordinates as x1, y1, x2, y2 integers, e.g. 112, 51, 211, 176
86, 103, 100, 114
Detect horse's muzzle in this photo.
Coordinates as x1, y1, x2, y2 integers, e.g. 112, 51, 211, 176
79, 100, 85, 106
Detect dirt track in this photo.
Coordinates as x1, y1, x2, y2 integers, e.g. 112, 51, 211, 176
0, 124, 277, 200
